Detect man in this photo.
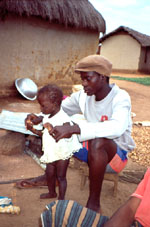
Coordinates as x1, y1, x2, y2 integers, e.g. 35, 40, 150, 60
50, 54, 135, 212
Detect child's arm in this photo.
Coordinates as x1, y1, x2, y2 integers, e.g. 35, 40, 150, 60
29, 127, 43, 137
25, 114, 43, 127
25, 113, 43, 137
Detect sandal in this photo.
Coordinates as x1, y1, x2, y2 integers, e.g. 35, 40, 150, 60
14, 174, 58, 189
14, 175, 48, 189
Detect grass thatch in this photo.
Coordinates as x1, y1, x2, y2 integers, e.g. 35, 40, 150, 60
0, 0, 106, 33
100, 26, 150, 47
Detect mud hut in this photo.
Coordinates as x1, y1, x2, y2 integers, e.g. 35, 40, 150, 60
99, 26, 150, 74
0, 0, 105, 97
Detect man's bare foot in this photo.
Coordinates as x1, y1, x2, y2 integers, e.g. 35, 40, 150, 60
86, 205, 101, 213
40, 192, 57, 199
86, 200, 101, 213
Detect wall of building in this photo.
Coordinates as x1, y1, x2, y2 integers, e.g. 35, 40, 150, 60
100, 33, 141, 72
0, 15, 99, 96
139, 46, 150, 73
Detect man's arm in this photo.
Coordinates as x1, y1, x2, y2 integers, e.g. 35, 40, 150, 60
62, 91, 82, 116
50, 123, 80, 142
104, 197, 141, 227
70, 94, 132, 142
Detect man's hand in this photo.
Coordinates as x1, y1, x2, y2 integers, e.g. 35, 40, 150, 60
50, 122, 80, 142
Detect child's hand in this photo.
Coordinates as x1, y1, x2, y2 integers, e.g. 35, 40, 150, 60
24, 113, 43, 137
43, 123, 53, 133
25, 114, 39, 130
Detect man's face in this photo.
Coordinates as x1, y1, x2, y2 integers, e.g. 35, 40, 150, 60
80, 71, 102, 96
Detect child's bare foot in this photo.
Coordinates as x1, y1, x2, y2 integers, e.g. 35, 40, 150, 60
40, 192, 57, 199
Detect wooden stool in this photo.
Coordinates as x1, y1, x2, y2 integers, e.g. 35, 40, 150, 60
79, 162, 119, 197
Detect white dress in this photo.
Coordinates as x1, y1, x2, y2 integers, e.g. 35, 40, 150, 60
40, 109, 82, 164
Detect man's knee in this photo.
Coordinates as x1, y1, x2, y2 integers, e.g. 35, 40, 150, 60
88, 138, 107, 162
89, 138, 106, 151
88, 138, 117, 161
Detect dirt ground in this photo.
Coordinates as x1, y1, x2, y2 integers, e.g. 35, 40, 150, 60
0, 73, 150, 227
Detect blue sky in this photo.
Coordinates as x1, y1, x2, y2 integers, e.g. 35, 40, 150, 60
89, 0, 150, 36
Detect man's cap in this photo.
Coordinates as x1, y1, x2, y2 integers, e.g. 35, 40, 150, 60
75, 55, 112, 77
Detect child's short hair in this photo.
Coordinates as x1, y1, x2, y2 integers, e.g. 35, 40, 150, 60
37, 84, 63, 106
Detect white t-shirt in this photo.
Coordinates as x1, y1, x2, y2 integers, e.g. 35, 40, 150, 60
62, 84, 135, 152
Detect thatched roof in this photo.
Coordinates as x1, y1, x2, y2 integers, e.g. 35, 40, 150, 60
0, 0, 106, 33
99, 26, 150, 46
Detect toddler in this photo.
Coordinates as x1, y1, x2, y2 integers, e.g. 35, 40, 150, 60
25, 84, 81, 199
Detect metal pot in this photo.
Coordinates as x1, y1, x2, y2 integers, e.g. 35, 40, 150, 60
15, 78, 38, 101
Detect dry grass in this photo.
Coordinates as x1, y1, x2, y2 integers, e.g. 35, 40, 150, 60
129, 125, 150, 167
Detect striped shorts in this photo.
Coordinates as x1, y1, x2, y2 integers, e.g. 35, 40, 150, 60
73, 141, 128, 173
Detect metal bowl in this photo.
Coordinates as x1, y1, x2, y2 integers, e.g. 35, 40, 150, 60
15, 78, 38, 101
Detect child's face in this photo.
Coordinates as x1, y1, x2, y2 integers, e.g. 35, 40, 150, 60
37, 94, 56, 115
